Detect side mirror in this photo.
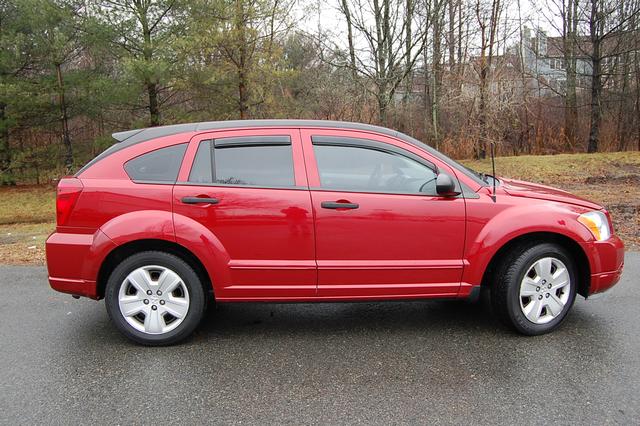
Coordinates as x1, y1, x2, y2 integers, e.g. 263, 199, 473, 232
436, 173, 461, 197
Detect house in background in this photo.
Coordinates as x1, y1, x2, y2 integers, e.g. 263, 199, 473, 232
393, 26, 638, 105
516, 27, 593, 96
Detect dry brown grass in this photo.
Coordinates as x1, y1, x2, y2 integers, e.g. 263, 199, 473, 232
0, 185, 55, 264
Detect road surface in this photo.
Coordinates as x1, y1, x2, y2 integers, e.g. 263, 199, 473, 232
1, 253, 638, 424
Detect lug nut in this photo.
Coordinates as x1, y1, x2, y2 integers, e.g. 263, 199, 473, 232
548, 284, 552, 289
159, 300, 165, 305
538, 295, 543, 300
151, 305, 157, 310
536, 287, 540, 291
146, 290, 152, 295
143, 299, 149, 305
546, 293, 550, 298
156, 290, 162, 296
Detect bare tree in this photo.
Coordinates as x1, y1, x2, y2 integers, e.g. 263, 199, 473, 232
586, 0, 640, 152
336, 0, 428, 124
474, 0, 502, 158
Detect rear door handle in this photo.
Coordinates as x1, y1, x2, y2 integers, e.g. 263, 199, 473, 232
182, 197, 219, 205
321, 201, 359, 210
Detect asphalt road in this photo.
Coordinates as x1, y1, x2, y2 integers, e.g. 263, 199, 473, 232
0, 253, 638, 425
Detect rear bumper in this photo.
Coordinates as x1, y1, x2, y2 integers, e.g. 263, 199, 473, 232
582, 235, 625, 295
45, 229, 116, 299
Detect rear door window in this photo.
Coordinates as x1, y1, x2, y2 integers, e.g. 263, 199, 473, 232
188, 136, 295, 187
124, 143, 187, 183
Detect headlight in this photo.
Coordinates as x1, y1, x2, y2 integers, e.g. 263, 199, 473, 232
577, 211, 611, 241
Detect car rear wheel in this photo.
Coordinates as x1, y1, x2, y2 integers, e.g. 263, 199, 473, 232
105, 251, 206, 345
491, 242, 577, 335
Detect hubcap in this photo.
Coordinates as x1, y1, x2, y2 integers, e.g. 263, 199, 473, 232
519, 257, 571, 325
118, 265, 190, 335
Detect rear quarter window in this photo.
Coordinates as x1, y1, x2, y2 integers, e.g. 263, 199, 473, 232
124, 143, 188, 183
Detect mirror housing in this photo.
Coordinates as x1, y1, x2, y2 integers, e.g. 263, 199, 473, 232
436, 173, 461, 197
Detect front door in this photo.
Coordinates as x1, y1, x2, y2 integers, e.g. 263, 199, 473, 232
173, 129, 316, 300
301, 129, 466, 299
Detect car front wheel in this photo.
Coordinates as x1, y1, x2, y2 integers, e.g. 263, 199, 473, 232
105, 251, 206, 345
491, 242, 577, 335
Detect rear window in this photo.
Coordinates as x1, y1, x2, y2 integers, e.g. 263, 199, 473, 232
188, 136, 294, 187
124, 143, 187, 183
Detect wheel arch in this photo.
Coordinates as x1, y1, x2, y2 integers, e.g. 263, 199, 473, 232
96, 239, 214, 301
480, 231, 591, 298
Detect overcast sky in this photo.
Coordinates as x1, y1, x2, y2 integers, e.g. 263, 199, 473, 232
293, 0, 565, 55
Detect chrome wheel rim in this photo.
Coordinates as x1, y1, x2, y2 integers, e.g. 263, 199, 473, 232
519, 257, 571, 325
118, 265, 190, 335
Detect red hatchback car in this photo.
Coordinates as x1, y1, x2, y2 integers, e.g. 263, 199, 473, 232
46, 120, 624, 345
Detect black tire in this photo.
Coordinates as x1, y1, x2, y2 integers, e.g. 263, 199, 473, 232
491, 242, 577, 335
105, 251, 206, 346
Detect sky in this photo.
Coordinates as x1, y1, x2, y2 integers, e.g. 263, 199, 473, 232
292, 0, 565, 55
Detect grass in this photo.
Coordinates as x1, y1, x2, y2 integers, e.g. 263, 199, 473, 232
0, 185, 56, 225
0, 151, 638, 265
462, 151, 640, 188
0, 185, 56, 264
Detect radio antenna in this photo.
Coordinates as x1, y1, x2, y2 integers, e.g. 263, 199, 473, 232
490, 141, 497, 202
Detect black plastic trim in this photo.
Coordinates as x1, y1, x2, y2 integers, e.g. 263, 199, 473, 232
131, 180, 176, 185
181, 197, 219, 205
175, 181, 307, 191
309, 186, 466, 198
466, 286, 482, 303
321, 201, 359, 209
214, 135, 291, 147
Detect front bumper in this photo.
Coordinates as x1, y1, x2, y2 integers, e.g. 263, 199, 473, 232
45, 229, 116, 299
581, 234, 625, 295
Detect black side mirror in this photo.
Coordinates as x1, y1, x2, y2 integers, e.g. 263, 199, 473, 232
436, 173, 461, 197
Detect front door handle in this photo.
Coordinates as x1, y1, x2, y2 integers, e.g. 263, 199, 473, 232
182, 197, 219, 205
321, 201, 359, 210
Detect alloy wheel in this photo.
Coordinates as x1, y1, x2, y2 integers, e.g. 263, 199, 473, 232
118, 265, 190, 334
519, 257, 571, 324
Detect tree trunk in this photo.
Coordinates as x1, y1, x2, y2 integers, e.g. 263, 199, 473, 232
341, 0, 357, 79
432, 2, 443, 146
0, 102, 10, 177
235, 0, 249, 119
564, 0, 578, 149
141, 8, 160, 127
147, 82, 160, 126
403, 0, 413, 107
448, 0, 456, 69
55, 63, 73, 172
616, 50, 630, 150
517, 0, 531, 154
378, 89, 388, 125
238, 68, 248, 119
587, 0, 602, 153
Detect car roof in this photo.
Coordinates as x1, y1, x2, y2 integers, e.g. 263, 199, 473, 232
111, 120, 405, 145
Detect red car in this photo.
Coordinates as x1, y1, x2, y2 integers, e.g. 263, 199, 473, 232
46, 120, 625, 345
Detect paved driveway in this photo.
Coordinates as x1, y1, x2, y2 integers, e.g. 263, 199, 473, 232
1, 253, 638, 424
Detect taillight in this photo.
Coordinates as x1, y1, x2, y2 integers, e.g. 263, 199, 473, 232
56, 177, 83, 226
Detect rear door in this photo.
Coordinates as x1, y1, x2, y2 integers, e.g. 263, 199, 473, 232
173, 128, 316, 300
301, 128, 466, 299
